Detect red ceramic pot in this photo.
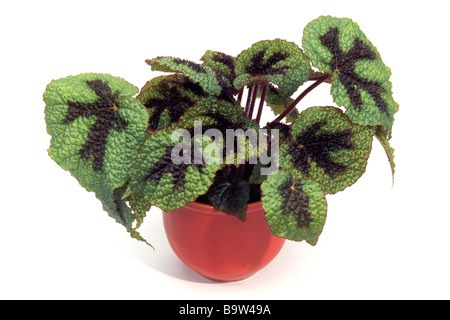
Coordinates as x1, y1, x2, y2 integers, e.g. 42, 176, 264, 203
163, 201, 286, 282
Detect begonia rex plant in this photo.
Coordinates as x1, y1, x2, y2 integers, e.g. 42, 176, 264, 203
44, 16, 398, 247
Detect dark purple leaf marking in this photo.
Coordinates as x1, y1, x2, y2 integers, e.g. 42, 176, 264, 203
64, 80, 127, 171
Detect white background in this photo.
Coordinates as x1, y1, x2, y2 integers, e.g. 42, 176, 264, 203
1, 0, 449, 300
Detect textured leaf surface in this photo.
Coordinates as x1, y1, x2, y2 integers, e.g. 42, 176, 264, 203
375, 126, 395, 183
173, 98, 261, 164
264, 84, 292, 105
264, 122, 291, 144
201, 50, 236, 78
303, 16, 398, 133
137, 74, 206, 131
126, 98, 237, 211
266, 97, 299, 123
207, 177, 250, 221
280, 106, 375, 194
127, 129, 222, 211
171, 97, 241, 131
146, 56, 226, 97
201, 50, 237, 97
126, 96, 264, 212
44, 73, 149, 231
234, 39, 310, 97
95, 185, 135, 232
261, 170, 327, 245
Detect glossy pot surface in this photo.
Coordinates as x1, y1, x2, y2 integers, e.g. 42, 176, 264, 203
163, 201, 285, 282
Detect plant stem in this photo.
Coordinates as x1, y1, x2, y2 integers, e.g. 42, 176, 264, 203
255, 82, 268, 124
271, 73, 332, 124
244, 84, 254, 116
236, 87, 244, 105
247, 82, 259, 119
308, 70, 331, 81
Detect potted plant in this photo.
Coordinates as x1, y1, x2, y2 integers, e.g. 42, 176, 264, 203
44, 16, 398, 282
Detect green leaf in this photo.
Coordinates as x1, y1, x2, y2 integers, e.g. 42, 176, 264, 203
44, 73, 149, 232
206, 167, 250, 222
174, 97, 261, 165
201, 50, 237, 98
261, 170, 327, 245
171, 97, 241, 131
248, 161, 267, 186
263, 84, 290, 105
127, 129, 223, 212
137, 74, 206, 131
280, 106, 375, 194
126, 96, 264, 212
302, 16, 399, 133
201, 50, 236, 78
127, 190, 152, 228
375, 126, 395, 184
264, 122, 291, 144
96, 185, 135, 232
262, 84, 299, 122
266, 98, 299, 124
146, 56, 226, 97
234, 39, 310, 97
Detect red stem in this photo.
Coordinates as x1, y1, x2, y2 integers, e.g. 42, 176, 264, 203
247, 82, 259, 119
255, 82, 268, 124
236, 87, 244, 105
244, 84, 254, 116
271, 73, 332, 124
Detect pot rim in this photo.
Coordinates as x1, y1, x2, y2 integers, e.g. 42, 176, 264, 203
178, 200, 263, 216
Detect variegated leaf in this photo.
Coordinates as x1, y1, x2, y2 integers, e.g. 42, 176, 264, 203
44, 73, 149, 240
234, 39, 310, 98
146, 56, 230, 98
303, 16, 399, 133
261, 169, 327, 245
137, 74, 206, 131
279, 106, 375, 194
